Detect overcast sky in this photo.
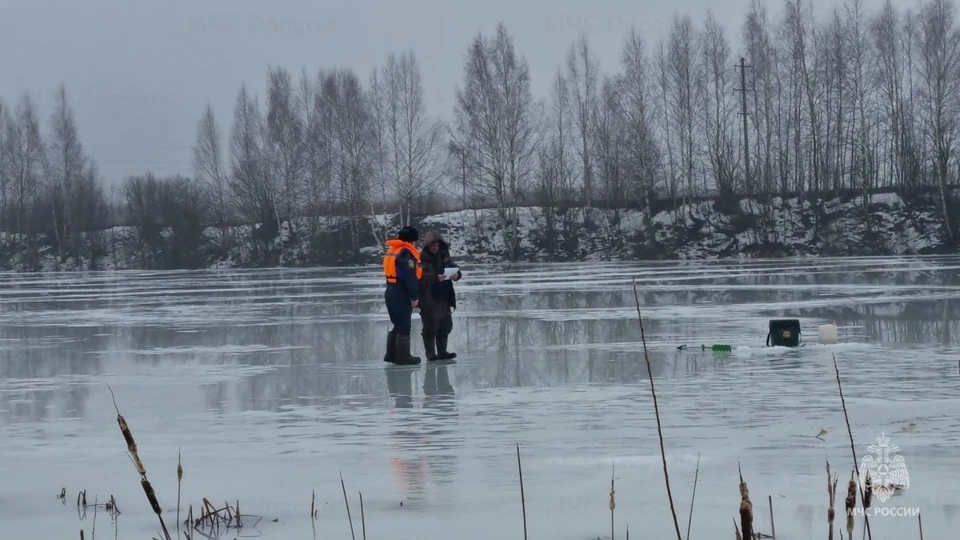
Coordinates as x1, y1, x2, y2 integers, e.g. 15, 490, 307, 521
0, 0, 895, 186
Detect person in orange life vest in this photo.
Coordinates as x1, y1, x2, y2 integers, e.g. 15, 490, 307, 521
383, 226, 423, 365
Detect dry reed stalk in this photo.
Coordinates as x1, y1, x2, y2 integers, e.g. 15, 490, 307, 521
92, 495, 98, 540
236, 500, 242, 528
359, 491, 366, 540
517, 443, 528, 540
861, 472, 873, 540
734, 519, 742, 540
340, 472, 356, 540
610, 464, 616, 540
686, 453, 701, 540
832, 354, 872, 540
80, 530, 84, 540
202, 498, 216, 525
738, 466, 754, 540
311, 489, 316, 519
845, 473, 856, 538
176, 449, 183, 539
918, 512, 924, 539
768, 495, 776, 540
105, 383, 172, 540
827, 460, 839, 540
631, 278, 683, 540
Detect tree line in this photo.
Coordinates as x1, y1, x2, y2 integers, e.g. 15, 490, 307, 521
1, 0, 958, 267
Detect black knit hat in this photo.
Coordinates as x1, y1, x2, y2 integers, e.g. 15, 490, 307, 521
397, 226, 419, 242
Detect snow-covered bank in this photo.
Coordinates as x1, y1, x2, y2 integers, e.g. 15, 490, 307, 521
1, 191, 955, 272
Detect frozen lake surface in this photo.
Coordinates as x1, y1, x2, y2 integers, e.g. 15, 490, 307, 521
1, 256, 959, 540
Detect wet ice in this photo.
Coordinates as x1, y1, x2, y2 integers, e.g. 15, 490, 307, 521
1, 257, 959, 539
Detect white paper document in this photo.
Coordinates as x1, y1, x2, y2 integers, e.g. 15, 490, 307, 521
443, 267, 459, 278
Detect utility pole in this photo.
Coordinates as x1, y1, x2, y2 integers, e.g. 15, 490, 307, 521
735, 57, 753, 190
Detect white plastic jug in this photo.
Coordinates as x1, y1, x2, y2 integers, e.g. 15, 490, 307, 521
818, 323, 838, 344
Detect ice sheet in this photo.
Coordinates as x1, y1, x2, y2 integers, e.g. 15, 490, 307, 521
1, 257, 958, 539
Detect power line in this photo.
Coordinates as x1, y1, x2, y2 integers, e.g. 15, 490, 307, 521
734, 57, 754, 188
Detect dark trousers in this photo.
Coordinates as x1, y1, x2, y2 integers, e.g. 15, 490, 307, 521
419, 301, 453, 337
385, 287, 413, 335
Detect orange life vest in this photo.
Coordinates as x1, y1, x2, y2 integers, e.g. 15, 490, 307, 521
383, 240, 423, 283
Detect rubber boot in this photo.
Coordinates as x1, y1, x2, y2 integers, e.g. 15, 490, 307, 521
393, 333, 421, 365
436, 333, 457, 360
383, 330, 396, 363
422, 333, 438, 361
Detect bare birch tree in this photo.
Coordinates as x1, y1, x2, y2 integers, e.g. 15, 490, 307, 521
265, 66, 306, 223
844, 0, 879, 216
871, 0, 921, 190
451, 22, 541, 260
193, 103, 230, 248
228, 85, 275, 255
318, 68, 374, 254
564, 34, 599, 212
535, 70, 578, 254
666, 15, 700, 205
2, 93, 45, 241
46, 85, 87, 258
699, 13, 740, 199
742, 0, 778, 196
0, 101, 8, 232
616, 26, 660, 227
376, 51, 445, 224
654, 40, 682, 211
916, 0, 960, 239
593, 76, 627, 233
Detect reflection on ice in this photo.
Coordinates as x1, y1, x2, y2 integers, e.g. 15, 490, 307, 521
0, 256, 958, 539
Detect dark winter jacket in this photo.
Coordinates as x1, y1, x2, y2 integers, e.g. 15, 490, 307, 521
418, 230, 461, 310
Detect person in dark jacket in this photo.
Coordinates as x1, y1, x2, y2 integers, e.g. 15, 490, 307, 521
383, 226, 423, 365
417, 230, 462, 361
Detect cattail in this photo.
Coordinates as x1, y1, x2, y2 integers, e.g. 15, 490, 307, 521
141, 479, 162, 516
177, 450, 183, 538
610, 477, 616, 511
610, 469, 616, 540
827, 461, 838, 540
106, 383, 170, 539
864, 471, 873, 512
739, 469, 754, 540
117, 414, 146, 476
845, 474, 856, 538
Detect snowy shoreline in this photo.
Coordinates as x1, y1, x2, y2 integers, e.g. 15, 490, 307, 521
1, 191, 955, 273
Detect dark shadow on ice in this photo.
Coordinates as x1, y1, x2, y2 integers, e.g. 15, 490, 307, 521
422, 364, 460, 502
382, 363, 461, 507
385, 366, 414, 408
424, 364, 454, 399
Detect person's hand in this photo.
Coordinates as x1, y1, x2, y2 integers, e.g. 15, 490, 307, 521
412, 299, 419, 308
437, 274, 446, 281
452, 273, 460, 281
